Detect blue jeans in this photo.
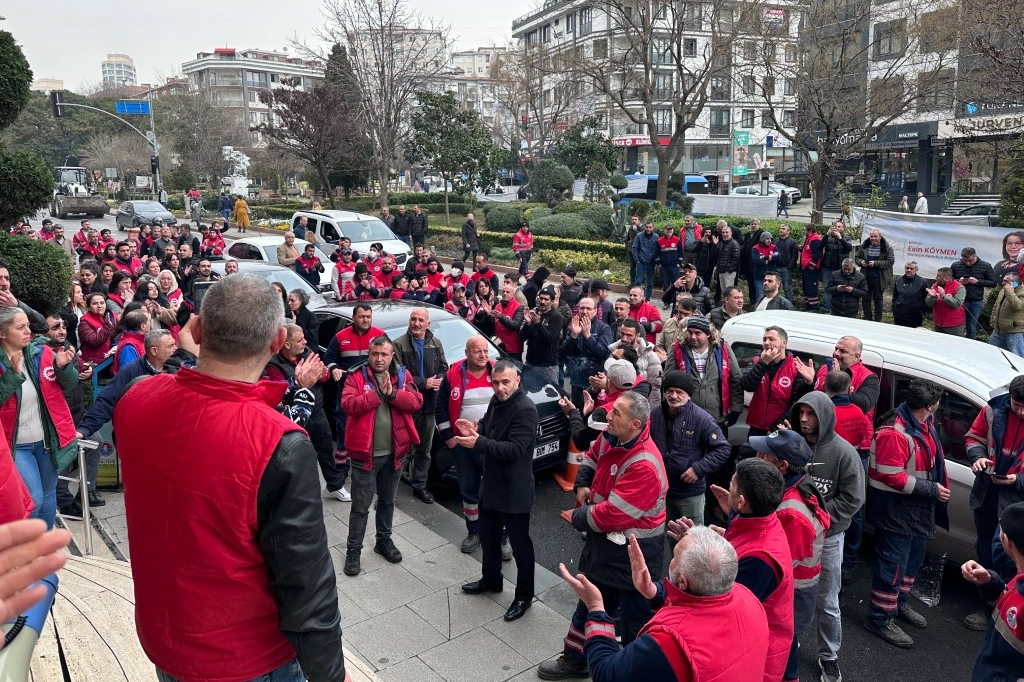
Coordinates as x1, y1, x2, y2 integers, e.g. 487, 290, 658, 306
867, 528, 927, 625
518, 250, 532, 276
786, 584, 819, 680
843, 453, 870, 568
157, 658, 304, 682
660, 264, 679, 293
816, 533, 844, 661
15, 441, 57, 530
634, 261, 656, 300
965, 299, 983, 339
802, 268, 820, 308
779, 267, 794, 302
989, 330, 1024, 357
821, 269, 834, 310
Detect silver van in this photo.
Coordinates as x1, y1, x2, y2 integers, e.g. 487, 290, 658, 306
721, 310, 1024, 562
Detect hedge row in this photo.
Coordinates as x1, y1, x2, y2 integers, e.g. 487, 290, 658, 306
427, 224, 626, 260
255, 202, 474, 220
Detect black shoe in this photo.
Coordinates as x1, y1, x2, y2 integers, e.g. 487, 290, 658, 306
59, 501, 82, 518
537, 654, 589, 680
504, 599, 531, 621
87, 491, 106, 507
374, 538, 403, 563
343, 550, 361, 577
461, 579, 503, 595
413, 488, 434, 504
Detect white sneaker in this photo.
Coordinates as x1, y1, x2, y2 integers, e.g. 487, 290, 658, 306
323, 486, 352, 502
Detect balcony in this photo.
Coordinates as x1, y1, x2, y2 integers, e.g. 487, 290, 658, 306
206, 75, 243, 87
709, 124, 731, 138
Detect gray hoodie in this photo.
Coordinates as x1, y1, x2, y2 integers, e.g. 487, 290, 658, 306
790, 392, 865, 537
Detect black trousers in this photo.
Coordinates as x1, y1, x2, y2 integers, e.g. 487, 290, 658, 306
480, 507, 534, 602
893, 311, 923, 328
863, 276, 884, 321
308, 409, 345, 491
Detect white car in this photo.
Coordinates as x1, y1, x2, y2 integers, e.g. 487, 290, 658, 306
731, 183, 802, 204
769, 182, 801, 203
226, 236, 334, 297
289, 209, 412, 268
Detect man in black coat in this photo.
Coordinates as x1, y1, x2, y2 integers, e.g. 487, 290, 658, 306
461, 212, 480, 263
409, 205, 428, 247
827, 259, 868, 318
394, 205, 412, 246
458, 360, 539, 623
891, 261, 929, 328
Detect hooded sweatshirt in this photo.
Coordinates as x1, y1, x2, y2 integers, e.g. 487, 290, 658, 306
789, 392, 865, 537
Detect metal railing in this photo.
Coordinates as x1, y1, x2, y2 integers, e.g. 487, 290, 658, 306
56, 439, 96, 555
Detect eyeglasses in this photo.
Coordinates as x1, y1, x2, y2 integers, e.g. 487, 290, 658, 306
49, 322, 66, 330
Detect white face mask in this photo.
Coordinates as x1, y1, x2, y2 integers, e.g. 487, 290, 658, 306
369, 250, 378, 258
452, 267, 462, 277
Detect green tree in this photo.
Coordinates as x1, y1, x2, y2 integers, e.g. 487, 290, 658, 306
165, 165, 198, 193
551, 116, 619, 179
526, 160, 574, 206
0, 233, 72, 315
404, 91, 494, 224
0, 31, 52, 226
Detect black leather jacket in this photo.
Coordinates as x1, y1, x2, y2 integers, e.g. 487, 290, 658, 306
257, 430, 346, 681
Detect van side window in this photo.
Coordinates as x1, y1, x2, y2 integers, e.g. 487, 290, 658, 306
321, 222, 339, 243
728, 342, 829, 371
888, 374, 974, 466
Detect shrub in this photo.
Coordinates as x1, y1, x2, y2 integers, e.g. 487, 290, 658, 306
0, 234, 73, 315
483, 204, 524, 232
386, 191, 468, 206
527, 160, 574, 204
627, 199, 651, 220
426, 224, 627, 261
524, 206, 552, 221
609, 173, 628, 191
676, 195, 695, 214
0, 145, 51, 226
579, 204, 615, 238
537, 249, 618, 274
554, 201, 591, 214
490, 246, 515, 261
529, 214, 595, 240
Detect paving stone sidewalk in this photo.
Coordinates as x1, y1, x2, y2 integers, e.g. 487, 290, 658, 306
87, 484, 578, 682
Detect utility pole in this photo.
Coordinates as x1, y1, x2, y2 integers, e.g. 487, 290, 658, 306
146, 89, 161, 198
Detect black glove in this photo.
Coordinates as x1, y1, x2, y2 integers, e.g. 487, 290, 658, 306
726, 411, 740, 428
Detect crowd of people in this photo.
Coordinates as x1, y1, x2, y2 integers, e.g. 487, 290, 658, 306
2, 201, 1024, 682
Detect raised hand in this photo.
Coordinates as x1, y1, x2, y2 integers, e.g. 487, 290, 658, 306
628, 535, 657, 599
709, 484, 731, 515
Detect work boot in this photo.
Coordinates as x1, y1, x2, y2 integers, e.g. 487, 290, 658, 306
897, 604, 927, 629
87, 490, 106, 507
501, 538, 513, 561
374, 538, 403, 563
59, 501, 83, 518
460, 533, 480, 554
864, 618, 914, 648
537, 653, 589, 680
343, 550, 361, 577
963, 609, 991, 631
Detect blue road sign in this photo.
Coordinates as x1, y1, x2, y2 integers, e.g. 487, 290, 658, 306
115, 100, 150, 115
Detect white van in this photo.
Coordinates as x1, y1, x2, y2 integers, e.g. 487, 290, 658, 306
289, 209, 413, 268
720, 310, 1024, 562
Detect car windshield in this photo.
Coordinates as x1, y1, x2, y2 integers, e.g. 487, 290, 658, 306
58, 169, 88, 184
264, 241, 330, 265
225, 267, 324, 302
381, 317, 501, 363
132, 201, 165, 212
339, 219, 398, 243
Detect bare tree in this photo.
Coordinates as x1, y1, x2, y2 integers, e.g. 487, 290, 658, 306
566, 0, 755, 202
751, 0, 959, 220
154, 94, 249, 185
80, 132, 150, 184
306, 0, 451, 205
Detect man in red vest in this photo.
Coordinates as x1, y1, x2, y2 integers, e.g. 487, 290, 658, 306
113, 274, 348, 682
710, 457, 795, 682
740, 325, 815, 438
926, 267, 967, 335
556, 525, 769, 682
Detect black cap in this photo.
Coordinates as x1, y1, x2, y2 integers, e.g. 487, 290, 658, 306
562, 266, 576, 278
355, 262, 369, 275
540, 284, 556, 298
748, 430, 814, 467
590, 278, 610, 291
662, 370, 694, 396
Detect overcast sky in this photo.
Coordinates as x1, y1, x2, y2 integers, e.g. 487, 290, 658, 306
7, 0, 523, 92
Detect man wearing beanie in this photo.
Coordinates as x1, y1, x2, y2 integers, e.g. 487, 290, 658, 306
962, 501, 1024, 681
649, 370, 730, 526
752, 430, 831, 682
665, 315, 743, 438
446, 260, 471, 300
560, 267, 583, 310
523, 266, 551, 309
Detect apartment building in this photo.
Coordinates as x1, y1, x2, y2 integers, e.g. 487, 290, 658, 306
101, 54, 136, 88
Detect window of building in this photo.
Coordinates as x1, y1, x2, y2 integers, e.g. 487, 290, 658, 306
710, 76, 729, 101
652, 38, 672, 64
785, 44, 797, 63
525, 31, 538, 45
580, 7, 594, 35
873, 19, 907, 59
870, 75, 906, 118
742, 75, 757, 95
654, 107, 673, 133
783, 77, 795, 96
654, 72, 673, 100
681, 2, 703, 31
593, 38, 608, 59
761, 109, 773, 127
741, 109, 756, 127
543, 24, 552, 43
763, 75, 775, 95
782, 109, 795, 127
917, 68, 955, 112
566, 13, 576, 32
920, 10, 956, 53
743, 42, 758, 61
244, 71, 268, 88
683, 38, 698, 57
709, 107, 730, 137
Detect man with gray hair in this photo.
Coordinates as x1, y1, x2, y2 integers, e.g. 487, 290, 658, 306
556, 525, 770, 681
114, 274, 347, 682
826, 258, 867, 318
537, 391, 668, 680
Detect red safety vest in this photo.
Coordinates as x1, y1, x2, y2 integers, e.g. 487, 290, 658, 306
747, 355, 800, 431
777, 482, 830, 589
931, 279, 966, 328
494, 298, 523, 353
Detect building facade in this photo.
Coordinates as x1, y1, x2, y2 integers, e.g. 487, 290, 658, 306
101, 54, 137, 88
30, 78, 64, 93
181, 47, 323, 130
510, 1, 800, 188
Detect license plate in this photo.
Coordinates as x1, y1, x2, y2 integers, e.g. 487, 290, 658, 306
533, 441, 560, 460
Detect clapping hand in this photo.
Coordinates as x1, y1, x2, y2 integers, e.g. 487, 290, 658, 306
709, 484, 731, 515
793, 356, 815, 383
558, 563, 605, 613
294, 355, 323, 389
582, 390, 595, 417
453, 418, 479, 448
628, 535, 657, 599
0, 520, 70, 623
580, 315, 591, 338
666, 517, 695, 543
53, 346, 75, 369
569, 315, 582, 338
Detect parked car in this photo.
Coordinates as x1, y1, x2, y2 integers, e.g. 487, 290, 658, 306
210, 260, 329, 309
956, 202, 1001, 227
721, 310, 1024, 563
226, 236, 334, 297
731, 185, 780, 198
313, 300, 571, 486
769, 182, 802, 203
115, 201, 177, 230
289, 210, 413, 268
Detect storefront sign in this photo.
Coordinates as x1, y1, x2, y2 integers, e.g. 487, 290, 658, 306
864, 122, 937, 150
612, 135, 671, 147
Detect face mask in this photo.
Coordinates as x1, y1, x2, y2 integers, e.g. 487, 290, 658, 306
452, 267, 462, 277
369, 250, 378, 258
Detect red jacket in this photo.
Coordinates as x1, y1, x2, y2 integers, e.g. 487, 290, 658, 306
341, 366, 422, 470
113, 257, 142, 278
202, 235, 225, 257
814, 360, 876, 443
777, 480, 830, 590
493, 298, 523, 353
746, 355, 800, 431
725, 513, 794, 682
628, 300, 663, 344
0, 435, 31, 523
931, 279, 966, 327
78, 312, 115, 363
833, 401, 873, 450
114, 369, 303, 682
113, 330, 146, 374
512, 229, 534, 253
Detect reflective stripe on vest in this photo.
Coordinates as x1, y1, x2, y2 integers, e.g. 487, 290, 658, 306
777, 497, 825, 589
584, 449, 667, 536
869, 423, 928, 494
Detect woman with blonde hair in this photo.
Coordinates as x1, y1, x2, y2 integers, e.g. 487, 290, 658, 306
158, 270, 183, 309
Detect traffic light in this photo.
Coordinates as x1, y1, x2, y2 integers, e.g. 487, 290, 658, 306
49, 90, 64, 118
150, 156, 160, 175
521, 115, 529, 125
